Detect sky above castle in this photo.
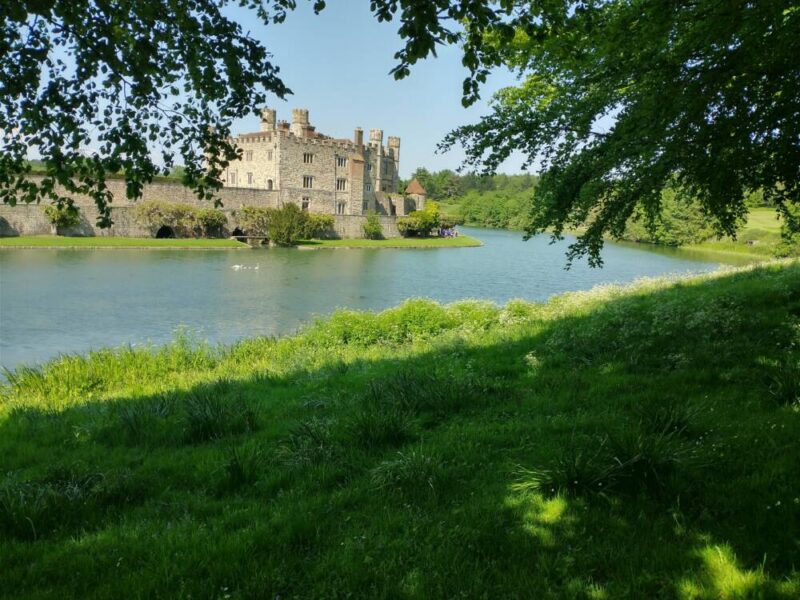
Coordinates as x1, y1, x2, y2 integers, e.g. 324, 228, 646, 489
227, 2, 528, 179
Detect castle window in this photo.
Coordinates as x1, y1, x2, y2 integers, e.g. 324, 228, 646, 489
303, 175, 313, 189
336, 156, 347, 168
246, 172, 253, 185
303, 153, 314, 164
267, 179, 273, 190
365, 183, 372, 192
267, 150, 273, 161
245, 150, 253, 161
336, 178, 347, 191
366, 163, 372, 171
229, 171, 237, 185
336, 201, 346, 215
362, 200, 369, 212
302, 197, 310, 212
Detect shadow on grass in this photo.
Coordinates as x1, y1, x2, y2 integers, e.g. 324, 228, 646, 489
1, 264, 799, 597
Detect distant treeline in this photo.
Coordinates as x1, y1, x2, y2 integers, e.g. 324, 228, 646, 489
399, 168, 538, 230
403, 168, 797, 254
400, 168, 537, 201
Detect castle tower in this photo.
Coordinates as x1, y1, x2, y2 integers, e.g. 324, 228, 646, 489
369, 129, 384, 191
354, 127, 364, 146
387, 136, 400, 165
291, 108, 310, 137
260, 107, 276, 132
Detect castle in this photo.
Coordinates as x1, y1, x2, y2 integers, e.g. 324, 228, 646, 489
220, 107, 425, 217
0, 107, 427, 239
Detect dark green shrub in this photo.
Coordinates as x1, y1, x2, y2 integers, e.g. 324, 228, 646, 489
44, 203, 81, 228
133, 200, 225, 238
362, 212, 383, 239
623, 188, 716, 246
237, 206, 271, 237
303, 213, 335, 238
196, 207, 228, 237
397, 201, 441, 237
776, 204, 800, 257
268, 203, 309, 245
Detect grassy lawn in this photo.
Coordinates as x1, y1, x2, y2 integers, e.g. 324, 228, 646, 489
297, 234, 481, 248
2, 261, 799, 597
0, 235, 249, 249
687, 207, 786, 258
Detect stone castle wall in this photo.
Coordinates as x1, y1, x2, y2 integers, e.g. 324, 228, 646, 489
0, 177, 402, 239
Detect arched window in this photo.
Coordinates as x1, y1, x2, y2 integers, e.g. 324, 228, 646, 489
267, 179, 273, 190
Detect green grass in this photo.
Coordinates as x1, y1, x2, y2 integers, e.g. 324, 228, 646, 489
297, 234, 481, 248
2, 262, 800, 597
687, 208, 786, 258
0, 235, 249, 248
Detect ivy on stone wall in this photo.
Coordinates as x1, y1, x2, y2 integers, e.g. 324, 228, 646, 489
132, 201, 227, 238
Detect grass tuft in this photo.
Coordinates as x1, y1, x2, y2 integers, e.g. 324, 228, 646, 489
182, 389, 257, 444
765, 354, 800, 407
370, 449, 443, 499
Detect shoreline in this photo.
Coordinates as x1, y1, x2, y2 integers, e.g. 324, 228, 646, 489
0, 234, 483, 250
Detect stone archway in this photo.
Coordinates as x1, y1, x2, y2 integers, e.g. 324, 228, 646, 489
231, 227, 246, 240
155, 225, 175, 239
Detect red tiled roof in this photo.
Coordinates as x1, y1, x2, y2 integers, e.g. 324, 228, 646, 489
405, 178, 427, 195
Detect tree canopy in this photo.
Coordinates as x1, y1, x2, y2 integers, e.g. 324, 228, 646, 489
2, 0, 798, 264
434, 0, 800, 264
0, 0, 321, 224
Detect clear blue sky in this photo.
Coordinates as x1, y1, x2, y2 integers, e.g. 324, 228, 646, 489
227, 2, 527, 178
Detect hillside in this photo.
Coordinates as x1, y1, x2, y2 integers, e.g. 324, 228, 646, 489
2, 262, 800, 598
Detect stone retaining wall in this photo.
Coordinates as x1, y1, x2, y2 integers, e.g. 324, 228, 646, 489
0, 204, 401, 240
0, 178, 402, 239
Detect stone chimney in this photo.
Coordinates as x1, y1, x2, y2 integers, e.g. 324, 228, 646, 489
291, 108, 310, 137
354, 127, 364, 146
387, 136, 400, 163
260, 107, 276, 132
369, 128, 383, 147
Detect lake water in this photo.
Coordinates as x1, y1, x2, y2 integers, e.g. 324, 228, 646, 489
0, 227, 733, 370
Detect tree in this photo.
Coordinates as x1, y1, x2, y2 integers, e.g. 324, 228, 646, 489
267, 202, 308, 246
397, 201, 441, 237
428, 1, 800, 264
363, 212, 383, 239
0, 0, 318, 225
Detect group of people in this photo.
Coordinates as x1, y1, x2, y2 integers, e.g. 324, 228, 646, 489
438, 226, 459, 238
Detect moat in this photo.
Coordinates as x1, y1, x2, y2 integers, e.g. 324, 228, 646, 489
0, 227, 741, 370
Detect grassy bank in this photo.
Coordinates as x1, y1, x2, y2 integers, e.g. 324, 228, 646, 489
297, 234, 481, 249
442, 203, 789, 261
0, 235, 248, 249
2, 262, 800, 597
